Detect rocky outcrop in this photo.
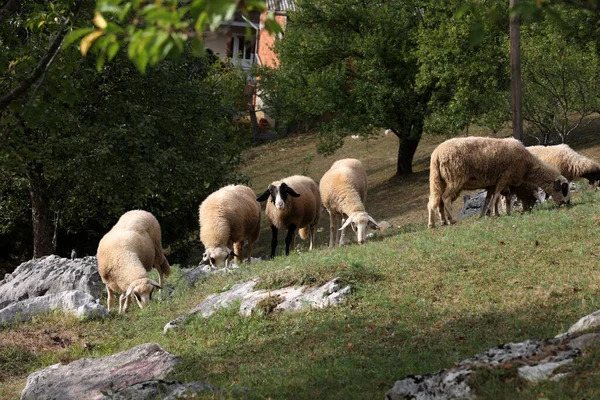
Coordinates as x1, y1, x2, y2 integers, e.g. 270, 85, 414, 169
0, 255, 103, 309
0, 290, 107, 325
110, 379, 219, 399
21, 343, 179, 400
164, 278, 351, 334
386, 327, 600, 399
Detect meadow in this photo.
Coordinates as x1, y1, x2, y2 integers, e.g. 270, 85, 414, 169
2, 125, 600, 399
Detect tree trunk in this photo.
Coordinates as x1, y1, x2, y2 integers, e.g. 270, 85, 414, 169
509, 0, 523, 141
26, 164, 53, 258
396, 136, 420, 176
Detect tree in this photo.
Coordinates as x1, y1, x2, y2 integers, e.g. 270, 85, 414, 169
1, 1, 251, 259
258, 0, 431, 176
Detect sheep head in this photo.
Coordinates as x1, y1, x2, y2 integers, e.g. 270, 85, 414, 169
256, 182, 300, 210
547, 176, 571, 206
340, 212, 379, 244
202, 246, 236, 268
124, 278, 162, 311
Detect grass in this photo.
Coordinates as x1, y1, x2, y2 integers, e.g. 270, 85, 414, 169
4, 122, 600, 399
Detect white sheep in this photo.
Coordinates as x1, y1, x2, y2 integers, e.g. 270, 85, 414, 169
428, 137, 571, 228
319, 158, 379, 247
199, 185, 261, 268
256, 175, 321, 257
528, 144, 600, 184
97, 210, 171, 313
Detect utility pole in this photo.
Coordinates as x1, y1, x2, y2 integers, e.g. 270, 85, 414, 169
509, 0, 523, 141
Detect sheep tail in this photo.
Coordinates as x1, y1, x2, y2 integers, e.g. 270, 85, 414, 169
298, 227, 309, 240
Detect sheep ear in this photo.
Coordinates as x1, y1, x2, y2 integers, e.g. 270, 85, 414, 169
339, 216, 353, 231
285, 186, 300, 198
149, 280, 162, 289
553, 180, 562, 192
367, 215, 380, 230
561, 182, 569, 197
256, 189, 271, 202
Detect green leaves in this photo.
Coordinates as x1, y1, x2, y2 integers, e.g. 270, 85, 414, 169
66, 0, 278, 72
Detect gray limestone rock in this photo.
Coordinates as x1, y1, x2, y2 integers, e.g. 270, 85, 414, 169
164, 278, 351, 334
0, 290, 107, 325
560, 309, 600, 337
110, 379, 219, 399
386, 334, 592, 399
0, 255, 103, 309
21, 343, 179, 400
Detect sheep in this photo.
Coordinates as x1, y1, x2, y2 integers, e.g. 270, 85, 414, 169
319, 158, 379, 247
528, 144, 600, 185
428, 137, 571, 228
199, 185, 261, 268
256, 175, 321, 257
97, 210, 171, 313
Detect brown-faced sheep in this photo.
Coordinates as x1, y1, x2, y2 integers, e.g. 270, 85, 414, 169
428, 137, 571, 228
528, 144, 600, 184
319, 158, 379, 247
256, 175, 321, 257
199, 185, 261, 268
97, 210, 171, 313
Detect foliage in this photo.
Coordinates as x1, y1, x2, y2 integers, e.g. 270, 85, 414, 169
67, 0, 281, 73
521, 12, 600, 144
1, 1, 251, 260
257, 0, 431, 175
416, 1, 510, 135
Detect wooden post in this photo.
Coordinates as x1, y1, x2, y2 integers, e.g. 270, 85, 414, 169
509, 0, 523, 141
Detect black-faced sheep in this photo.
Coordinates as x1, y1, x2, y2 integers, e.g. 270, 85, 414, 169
256, 175, 321, 257
199, 185, 261, 268
97, 210, 171, 313
319, 158, 379, 247
428, 137, 571, 228
528, 144, 600, 184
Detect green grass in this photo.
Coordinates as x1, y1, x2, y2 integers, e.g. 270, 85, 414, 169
3, 187, 600, 399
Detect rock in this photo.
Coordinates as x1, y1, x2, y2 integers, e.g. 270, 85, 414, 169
0, 255, 103, 309
386, 369, 475, 400
518, 360, 573, 382
459, 190, 488, 218
386, 334, 592, 399
164, 279, 351, 334
559, 309, 600, 337
0, 290, 107, 325
110, 379, 219, 399
21, 343, 179, 400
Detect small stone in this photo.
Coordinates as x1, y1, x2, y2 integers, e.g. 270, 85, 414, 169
518, 359, 573, 382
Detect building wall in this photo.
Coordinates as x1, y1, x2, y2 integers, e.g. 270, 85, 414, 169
257, 13, 287, 68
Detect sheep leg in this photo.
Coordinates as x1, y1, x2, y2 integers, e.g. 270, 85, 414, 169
246, 241, 253, 264
285, 224, 297, 256
328, 210, 337, 248
119, 293, 130, 314
270, 225, 278, 258
480, 190, 494, 218
335, 215, 343, 245
501, 195, 512, 215
441, 193, 456, 225
339, 219, 348, 246
106, 286, 114, 312
233, 242, 243, 264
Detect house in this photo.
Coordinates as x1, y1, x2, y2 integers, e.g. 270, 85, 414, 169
204, 0, 295, 71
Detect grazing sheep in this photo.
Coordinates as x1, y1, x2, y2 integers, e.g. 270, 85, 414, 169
256, 175, 321, 257
199, 185, 261, 268
319, 158, 379, 247
428, 137, 571, 228
496, 183, 540, 214
97, 210, 171, 313
528, 144, 600, 184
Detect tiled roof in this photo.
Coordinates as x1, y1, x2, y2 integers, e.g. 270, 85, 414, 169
266, 0, 296, 12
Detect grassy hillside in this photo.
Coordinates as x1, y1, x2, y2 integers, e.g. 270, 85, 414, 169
3, 125, 600, 399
